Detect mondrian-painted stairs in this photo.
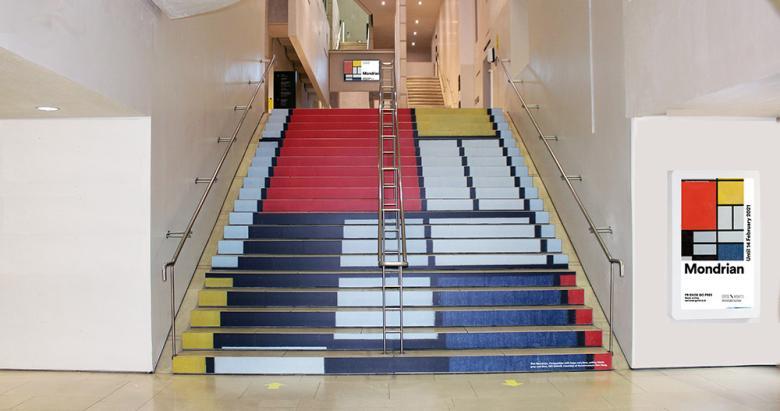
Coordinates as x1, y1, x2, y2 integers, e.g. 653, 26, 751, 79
172, 108, 612, 374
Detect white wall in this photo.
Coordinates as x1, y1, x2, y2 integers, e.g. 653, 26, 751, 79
0, 118, 152, 371
631, 116, 780, 368
498, 0, 634, 362
624, 0, 780, 117
288, 0, 330, 105
407, 62, 434, 77
432, 0, 476, 107
0, 0, 267, 371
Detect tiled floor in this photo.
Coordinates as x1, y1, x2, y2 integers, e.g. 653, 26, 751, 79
0, 366, 778, 410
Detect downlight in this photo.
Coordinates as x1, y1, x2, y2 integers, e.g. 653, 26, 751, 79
36, 106, 60, 112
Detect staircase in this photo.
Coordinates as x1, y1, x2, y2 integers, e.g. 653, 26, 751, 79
172, 107, 612, 375
406, 77, 446, 108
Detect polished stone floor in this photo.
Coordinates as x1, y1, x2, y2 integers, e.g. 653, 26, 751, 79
0, 365, 778, 410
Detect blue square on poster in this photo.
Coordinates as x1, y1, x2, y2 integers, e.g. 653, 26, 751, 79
717, 243, 743, 261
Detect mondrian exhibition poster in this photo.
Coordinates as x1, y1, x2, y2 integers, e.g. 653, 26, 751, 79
670, 171, 760, 320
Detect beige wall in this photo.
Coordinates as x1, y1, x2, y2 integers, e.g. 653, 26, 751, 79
499, 0, 634, 363
624, 0, 780, 117
0, 118, 152, 372
465, 0, 780, 367
408, 62, 434, 77
0, 0, 268, 370
432, 0, 476, 107
288, 0, 331, 105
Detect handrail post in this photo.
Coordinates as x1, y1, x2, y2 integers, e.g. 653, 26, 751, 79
495, 53, 625, 360
162, 55, 276, 365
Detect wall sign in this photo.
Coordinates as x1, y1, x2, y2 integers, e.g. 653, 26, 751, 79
273, 71, 297, 109
670, 171, 760, 320
343, 60, 379, 82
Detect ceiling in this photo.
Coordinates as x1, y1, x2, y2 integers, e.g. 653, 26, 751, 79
355, 0, 442, 55
404, 0, 442, 61
151, 0, 240, 19
0, 48, 135, 119
355, 0, 396, 49
667, 73, 780, 118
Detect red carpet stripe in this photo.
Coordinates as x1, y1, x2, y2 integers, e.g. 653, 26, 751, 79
264, 108, 421, 212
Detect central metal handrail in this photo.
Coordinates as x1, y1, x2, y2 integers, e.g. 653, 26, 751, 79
496, 55, 624, 357
377, 61, 408, 353
162, 55, 275, 362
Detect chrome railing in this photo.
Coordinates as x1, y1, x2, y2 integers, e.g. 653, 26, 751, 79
496, 55, 624, 356
377, 61, 408, 353
161, 55, 276, 361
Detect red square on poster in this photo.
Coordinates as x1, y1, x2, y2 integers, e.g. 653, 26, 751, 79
343, 61, 353, 74
681, 181, 717, 230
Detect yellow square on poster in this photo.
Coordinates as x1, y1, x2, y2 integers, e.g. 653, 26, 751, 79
353, 60, 361, 67
718, 180, 744, 205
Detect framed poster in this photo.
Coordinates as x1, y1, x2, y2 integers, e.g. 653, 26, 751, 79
670, 171, 760, 320
343, 60, 380, 81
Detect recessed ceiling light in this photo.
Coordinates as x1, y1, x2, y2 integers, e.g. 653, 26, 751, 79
418, 1, 422, 4
381, 0, 386, 5
36, 106, 60, 112
411, 42, 416, 46
413, 31, 417, 36
415, 19, 419, 24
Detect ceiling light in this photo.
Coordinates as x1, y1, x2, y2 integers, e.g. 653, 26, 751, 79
418, 1, 422, 4
415, 19, 419, 24
411, 42, 416, 46
36, 106, 60, 112
381, 0, 386, 4
413, 31, 417, 36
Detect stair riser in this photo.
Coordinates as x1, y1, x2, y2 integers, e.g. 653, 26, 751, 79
251, 156, 526, 168
216, 239, 563, 255
203, 272, 576, 288
226, 210, 550, 226
247, 165, 529, 179
241, 176, 535, 190
224, 224, 555, 240
173, 353, 612, 374
255, 146, 523, 159
182, 331, 603, 351
238, 186, 537, 201
197, 289, 584, 308
233, 198, 543, 213
190, 308, 593, 328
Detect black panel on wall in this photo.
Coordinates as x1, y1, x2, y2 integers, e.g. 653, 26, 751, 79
274, 71, 297, 109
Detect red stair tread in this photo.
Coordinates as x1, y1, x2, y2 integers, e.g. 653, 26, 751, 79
262, 198, 423, 212
275, 157, 420, 167
268, 176, 420, 187
265, 187, 421, 200
281, 139, 417, 148
286, 122, 415, 131
280, 147, 419, 156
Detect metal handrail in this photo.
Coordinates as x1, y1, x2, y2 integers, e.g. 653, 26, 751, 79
162, 55, 276, 361
496, 55, 624, 356
377, 61, 408, 353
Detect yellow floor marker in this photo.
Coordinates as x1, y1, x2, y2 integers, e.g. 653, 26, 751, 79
502, 379, 524, 387
265, 382, 284, 390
